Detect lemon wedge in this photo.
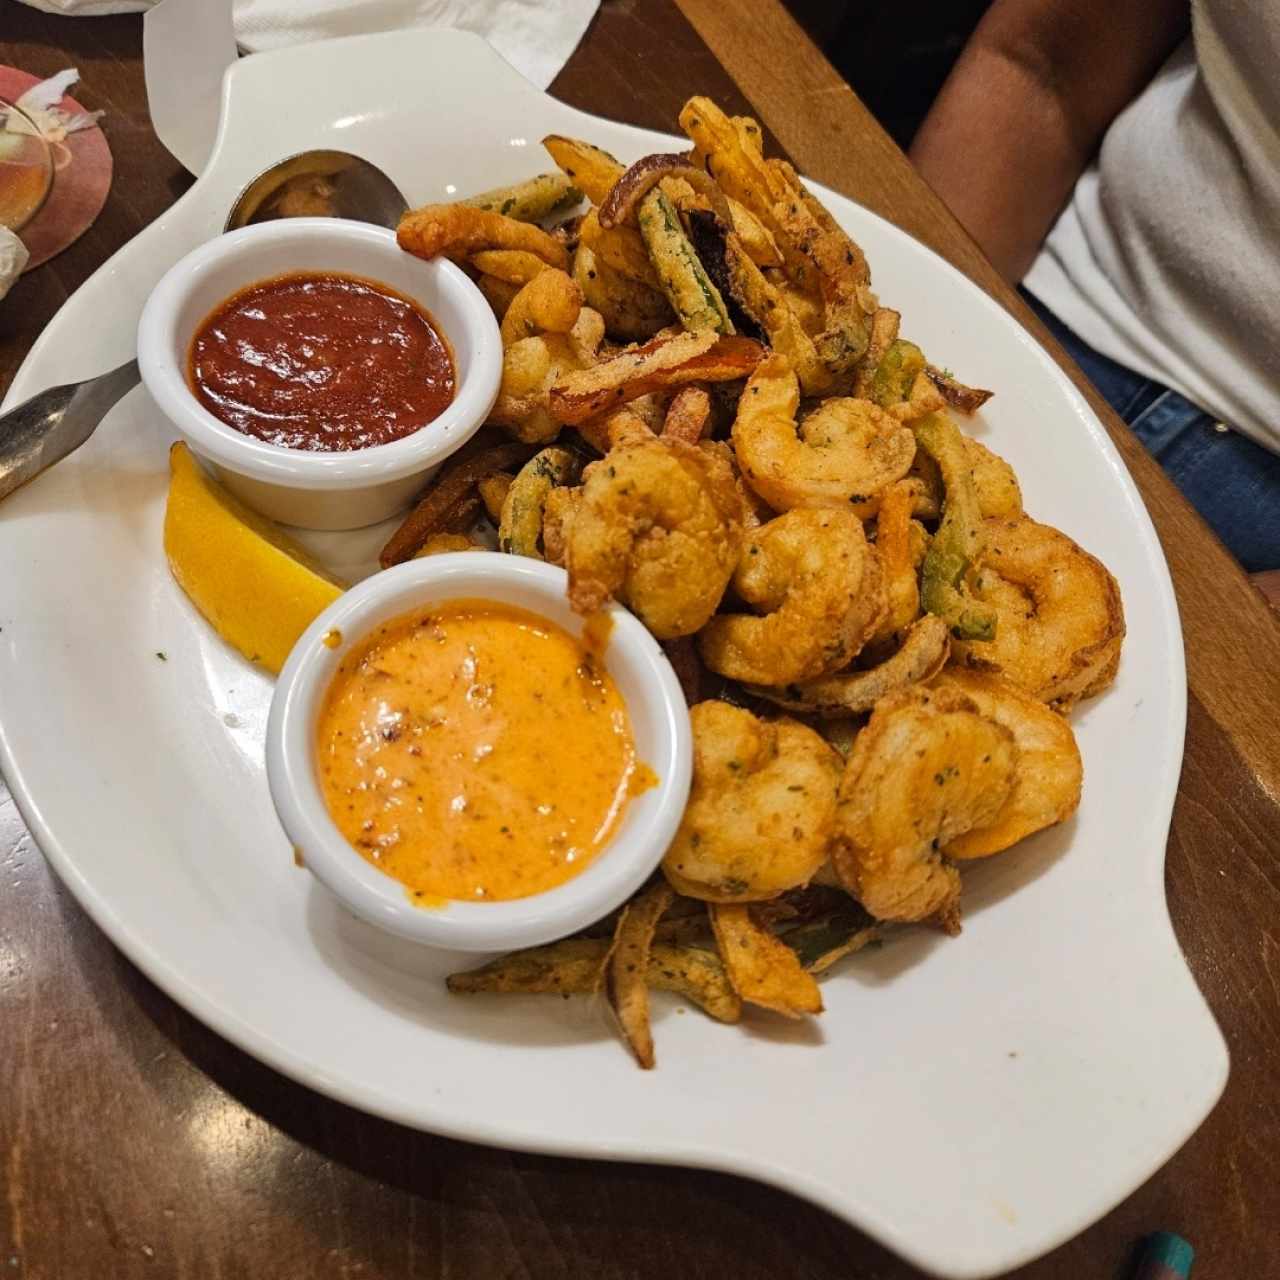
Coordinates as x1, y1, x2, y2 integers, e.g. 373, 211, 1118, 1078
164, 442, 345, 673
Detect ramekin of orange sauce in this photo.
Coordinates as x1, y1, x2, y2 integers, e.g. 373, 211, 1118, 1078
265, 554, 692, 951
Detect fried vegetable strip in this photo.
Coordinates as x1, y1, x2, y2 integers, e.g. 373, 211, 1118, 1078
679, 97, 813, 290
412, 532, 481, 558
542, 134, 625, 206
661, 635, 705, 704
637, 188, 734, 334
446, 937, 740, 1022
872, 477, 924, 638
573, 244, 673, 341
549, 332, 765, 424
462, 171, 582, 221
710, 903, 823, 1017
578, 208, 661, 288
447, 937, 609, 995
914, 413, 998, 640
926, 364, 995, 414
726, 197, 782, 267
379, 443, 534, 567
750, 614, 950, 717
575, 405, 655, 453
498, 446, 583, 558
478, 472, 513, 522
469, 248, 551, 285
398, 203, 569, 270
476, 272, 520, 319
599, 153, 733, 230
606, 881, 676, 1068
661, 386, 712, 444
722, 236, 831, 394
781, 902, 882, 974
770, 162, 873, 377
872, 339, 926, 409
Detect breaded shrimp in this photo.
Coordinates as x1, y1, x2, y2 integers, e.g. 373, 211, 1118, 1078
952, 515, 1125, 709
732, 355, 915, 513
663, 701, 842, 901
931, 668, 1082, 857
566, 436, 745, 638
698, 508, 886, 685
832, 685, 1016, 929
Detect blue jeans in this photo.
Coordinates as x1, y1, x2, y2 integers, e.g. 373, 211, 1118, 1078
1022, 290, 1280, 573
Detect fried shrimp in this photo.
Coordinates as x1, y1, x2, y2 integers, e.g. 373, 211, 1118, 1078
832, 686, 1017, 929
663, 701, 842, 901
952, 516, 1125, 709
566, 437, 745, 638
931, 668, 1082, 857
698, 508, 886, 685
732, 354, 916, 513
491, 306, 604, 445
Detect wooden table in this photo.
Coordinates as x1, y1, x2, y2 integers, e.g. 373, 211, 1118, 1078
3, 3, 1278, 1276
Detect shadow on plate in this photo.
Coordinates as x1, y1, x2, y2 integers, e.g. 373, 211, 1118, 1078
960, 813, 1078, 917
304, 880, 620, 1050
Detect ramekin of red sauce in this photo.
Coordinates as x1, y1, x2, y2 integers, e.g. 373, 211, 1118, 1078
138, 219, 502, 531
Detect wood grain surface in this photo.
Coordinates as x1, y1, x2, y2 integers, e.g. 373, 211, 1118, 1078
2, 2, 1278, 1277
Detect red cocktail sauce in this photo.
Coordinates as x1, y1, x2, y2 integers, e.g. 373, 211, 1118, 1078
188, 271, 455, 452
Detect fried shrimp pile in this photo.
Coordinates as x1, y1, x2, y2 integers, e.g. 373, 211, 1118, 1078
384, 92, 1126, 1066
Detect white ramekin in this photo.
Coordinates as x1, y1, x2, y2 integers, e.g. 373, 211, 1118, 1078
137, 219, 502, 531
265, 554, 693, 951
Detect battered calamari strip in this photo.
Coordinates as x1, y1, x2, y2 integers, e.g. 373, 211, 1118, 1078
398, 203, 570, 271
548, 332, 765, 424
750, 614, 950, 717
461, 171, 582, 221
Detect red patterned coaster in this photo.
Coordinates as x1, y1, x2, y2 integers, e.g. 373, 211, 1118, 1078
0, 66, 113, 271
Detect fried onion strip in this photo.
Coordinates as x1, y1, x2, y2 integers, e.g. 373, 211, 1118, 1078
379, 443, 534, 567
398, 203, 569, 270
549, 332, 765, 424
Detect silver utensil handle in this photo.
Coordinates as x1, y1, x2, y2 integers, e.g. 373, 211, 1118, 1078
0, 359, 140, 502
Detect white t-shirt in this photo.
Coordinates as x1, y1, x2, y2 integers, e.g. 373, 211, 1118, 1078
1024, 0, 1280, 454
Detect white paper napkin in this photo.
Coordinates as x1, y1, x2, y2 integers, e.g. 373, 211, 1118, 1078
15, 0, 598, 89
0, 226, 31, 300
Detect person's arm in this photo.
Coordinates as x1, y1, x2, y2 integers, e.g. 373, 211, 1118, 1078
909, 0, 1188, 282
